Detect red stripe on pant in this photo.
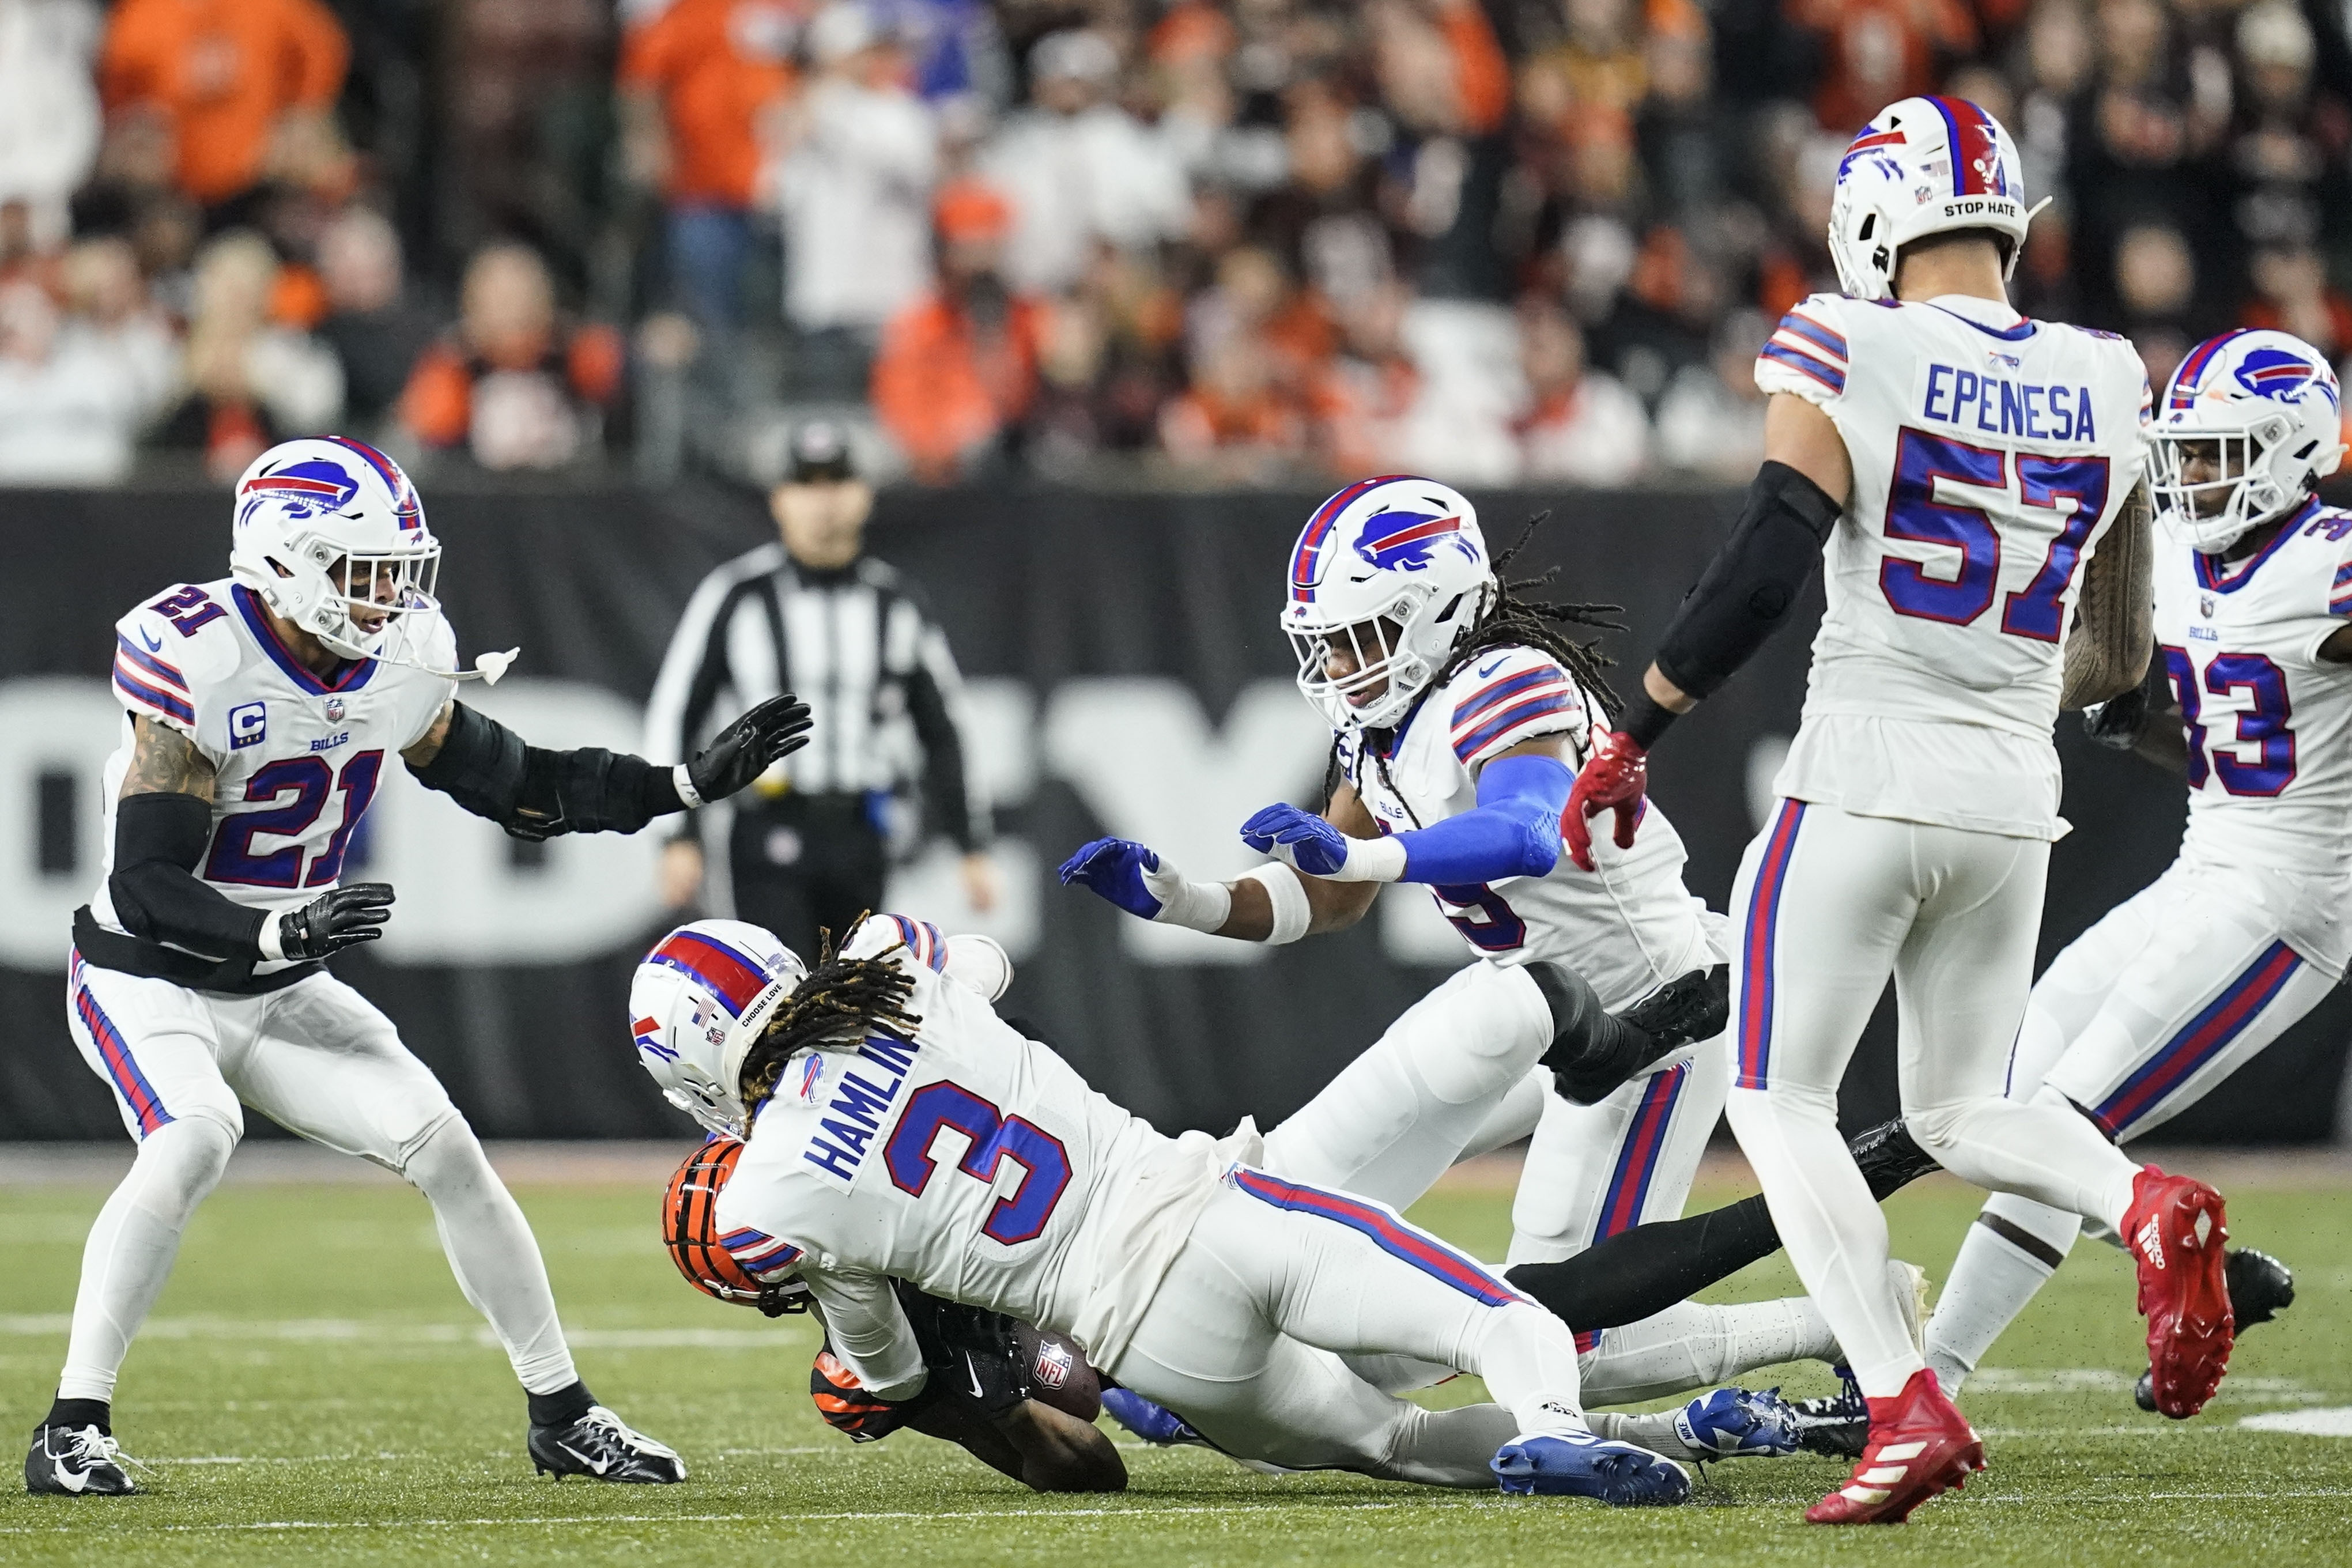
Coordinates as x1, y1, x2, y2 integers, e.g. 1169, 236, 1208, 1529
1573, 1061, 1689, 1352
1737, 802, 1806, 1090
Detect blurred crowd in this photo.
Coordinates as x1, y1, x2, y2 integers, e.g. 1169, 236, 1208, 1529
2, 0, 2349, 488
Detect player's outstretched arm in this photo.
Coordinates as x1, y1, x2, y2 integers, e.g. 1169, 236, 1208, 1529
1058, 780, 1381, 944
2060, 481, 2154, 710
1562, 394, 1851, 869
401, 693, 811, 841
110, 717, 391, 965
1240, 736, 1573, 888
2081, 662, 2190, 773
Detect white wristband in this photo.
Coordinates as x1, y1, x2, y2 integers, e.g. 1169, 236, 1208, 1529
672, 762, 705, 810
1154, 876, 1233, 934
256, 910, 287, 963
1335, 834, 1409, 883
1241, 864, 1312, 945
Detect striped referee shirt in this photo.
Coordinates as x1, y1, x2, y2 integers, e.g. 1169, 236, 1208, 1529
644, 542, 989, 852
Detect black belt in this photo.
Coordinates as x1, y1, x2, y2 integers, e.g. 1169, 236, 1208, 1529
72, 907, 322, 996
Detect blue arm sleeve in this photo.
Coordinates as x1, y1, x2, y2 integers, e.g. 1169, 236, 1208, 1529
1394, 754, 1573, 885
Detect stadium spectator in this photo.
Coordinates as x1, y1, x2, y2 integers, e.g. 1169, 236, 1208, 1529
777, 2, 938, 396
97, 0, 348, 217
617, 0, 800, 333
315, 206, 435, 431
2112, 220, 2198, 390
1788, 0, 1979, 133
1655, 308, 1770, 479
982, 30, 1191, 297
0, 0, 101, 251
58, 234, 178, 423
870, 180, 1045, 483
1513, 297, 1650, 485
150, 231, 342, 479
399, 241, 625, 471
0, 277, 144, 482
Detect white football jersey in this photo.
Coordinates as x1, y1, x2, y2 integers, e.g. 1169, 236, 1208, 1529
2158, 500, 2352, 890
1755, 292, 2152, 838
712, 915, 1172, 1387
1338, 644, 1722, 1008
93, 577, 457, 975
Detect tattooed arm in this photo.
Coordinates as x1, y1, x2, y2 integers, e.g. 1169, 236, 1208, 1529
121, 716, 219, 802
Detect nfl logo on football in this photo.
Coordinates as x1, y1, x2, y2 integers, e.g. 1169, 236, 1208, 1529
1032, 1338, 1074, 1390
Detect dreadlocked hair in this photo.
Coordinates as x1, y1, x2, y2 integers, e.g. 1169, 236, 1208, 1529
1320, 513, 1628, 826
737, 916, 923, 1119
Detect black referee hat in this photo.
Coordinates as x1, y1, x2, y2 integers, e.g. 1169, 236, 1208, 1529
788, 421, 856, 482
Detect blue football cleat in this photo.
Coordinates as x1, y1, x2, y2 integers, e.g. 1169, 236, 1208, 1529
1492, 1431, 1691, 1505
1673, 1386, 1800, 1460
1100, 1387, 1202, 1446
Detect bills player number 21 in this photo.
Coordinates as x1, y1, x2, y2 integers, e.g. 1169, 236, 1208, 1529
1879, 429, 2109, 640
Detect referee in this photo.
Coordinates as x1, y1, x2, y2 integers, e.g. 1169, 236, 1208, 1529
646, 422, 995, 956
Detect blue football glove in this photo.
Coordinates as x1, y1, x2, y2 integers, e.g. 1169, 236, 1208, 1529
1240, 803, 1377, 879
1058, 838, 1170, 920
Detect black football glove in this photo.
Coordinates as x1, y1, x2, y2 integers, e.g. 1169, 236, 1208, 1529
686, 694, 813, 804
896, 1283, 1030, 1421
2081, 684, 2149, 750
276, 883, 394, 960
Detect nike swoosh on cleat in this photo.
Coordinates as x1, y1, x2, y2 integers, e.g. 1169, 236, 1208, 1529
52, 1458, 89, 1494
965, 1354, 986, 1400
557, 1441, 613, 1476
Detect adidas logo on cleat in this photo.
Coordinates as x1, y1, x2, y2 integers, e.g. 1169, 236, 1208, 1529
2136, 1216, 2167, 1270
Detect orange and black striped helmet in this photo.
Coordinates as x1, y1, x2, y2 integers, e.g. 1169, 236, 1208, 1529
661, 1136, 810, 1317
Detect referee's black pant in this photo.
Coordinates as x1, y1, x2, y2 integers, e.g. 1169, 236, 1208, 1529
727, 792, 888, 964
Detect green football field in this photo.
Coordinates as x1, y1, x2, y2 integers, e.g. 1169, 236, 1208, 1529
2, 1153, 2349, 1567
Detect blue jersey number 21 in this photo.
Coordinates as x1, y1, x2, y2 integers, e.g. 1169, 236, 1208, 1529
1879, 429, 2109, 640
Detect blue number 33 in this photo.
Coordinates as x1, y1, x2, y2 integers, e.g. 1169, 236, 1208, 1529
1878, 428, 2111, 642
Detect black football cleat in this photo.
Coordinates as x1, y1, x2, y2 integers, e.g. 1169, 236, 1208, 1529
1848, 1117, 1943, 1202
1618, 964, 1730, 1054
2133, 1248, 2293, 1413
25, 1423, 139, 1496
1785, 1365, 1872, 1459
528, 1405, 686, 1483
1540, 964, 1730, 1105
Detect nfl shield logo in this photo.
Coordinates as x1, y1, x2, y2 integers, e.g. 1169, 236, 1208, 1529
1032, 1337, 1074, 1389
2199, 596, 2215, 619
324, 696, 346, 722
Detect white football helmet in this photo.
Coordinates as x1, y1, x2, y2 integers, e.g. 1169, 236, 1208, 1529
1281, 475, 1493, 732
230, 437, 446, 667
1827, 96, 2041, 303
2150, 328, 2346, 553
629, 920, 809, 1136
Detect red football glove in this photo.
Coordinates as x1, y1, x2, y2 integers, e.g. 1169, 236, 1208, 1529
1562, 730, 1649, 871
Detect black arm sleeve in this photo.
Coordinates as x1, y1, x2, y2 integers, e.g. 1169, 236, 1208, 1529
1651, 460, 1843, 702
108, 792, 265, 961
411, 701, 684, 840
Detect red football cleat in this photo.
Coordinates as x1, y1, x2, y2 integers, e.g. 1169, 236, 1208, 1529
2125, 1165, 2233, 1419
1804, 1368, 1984, 1525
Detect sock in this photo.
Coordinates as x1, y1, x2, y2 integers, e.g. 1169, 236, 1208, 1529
1924, 1196, 2078, 1395
1578, 1297, 1837, 1405
1467, 1302, 1590, 1437
1506, 1193, 1782, 1332
528, 1381, 597, 1427
55, 1114, 237, 1405
401, 1117, 579, 1396
1589, 1407, 1697, 1463
40, 1397, 111, 1435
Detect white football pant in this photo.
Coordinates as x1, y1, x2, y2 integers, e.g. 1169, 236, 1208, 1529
1721, 800, 2143, 1399
1259, 955, 1830, 1410
57, 953, 579, 1404
1108, 1175, 1581, 1486
1926, 855, 2339, 1391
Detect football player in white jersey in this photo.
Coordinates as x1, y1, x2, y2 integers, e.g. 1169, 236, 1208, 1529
1924, 328, 2346, 1403
637, 909, 1696, 1503
29, 437, 812, 1497
1559, 96, 2233, 1523
1058, 475, 1901, 1416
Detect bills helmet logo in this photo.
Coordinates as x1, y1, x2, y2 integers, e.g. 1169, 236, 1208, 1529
2234, 347, 2333, 407
1353, 510, 1472, 573
238, 459, 360, 525
632, 1014, 678, 1063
